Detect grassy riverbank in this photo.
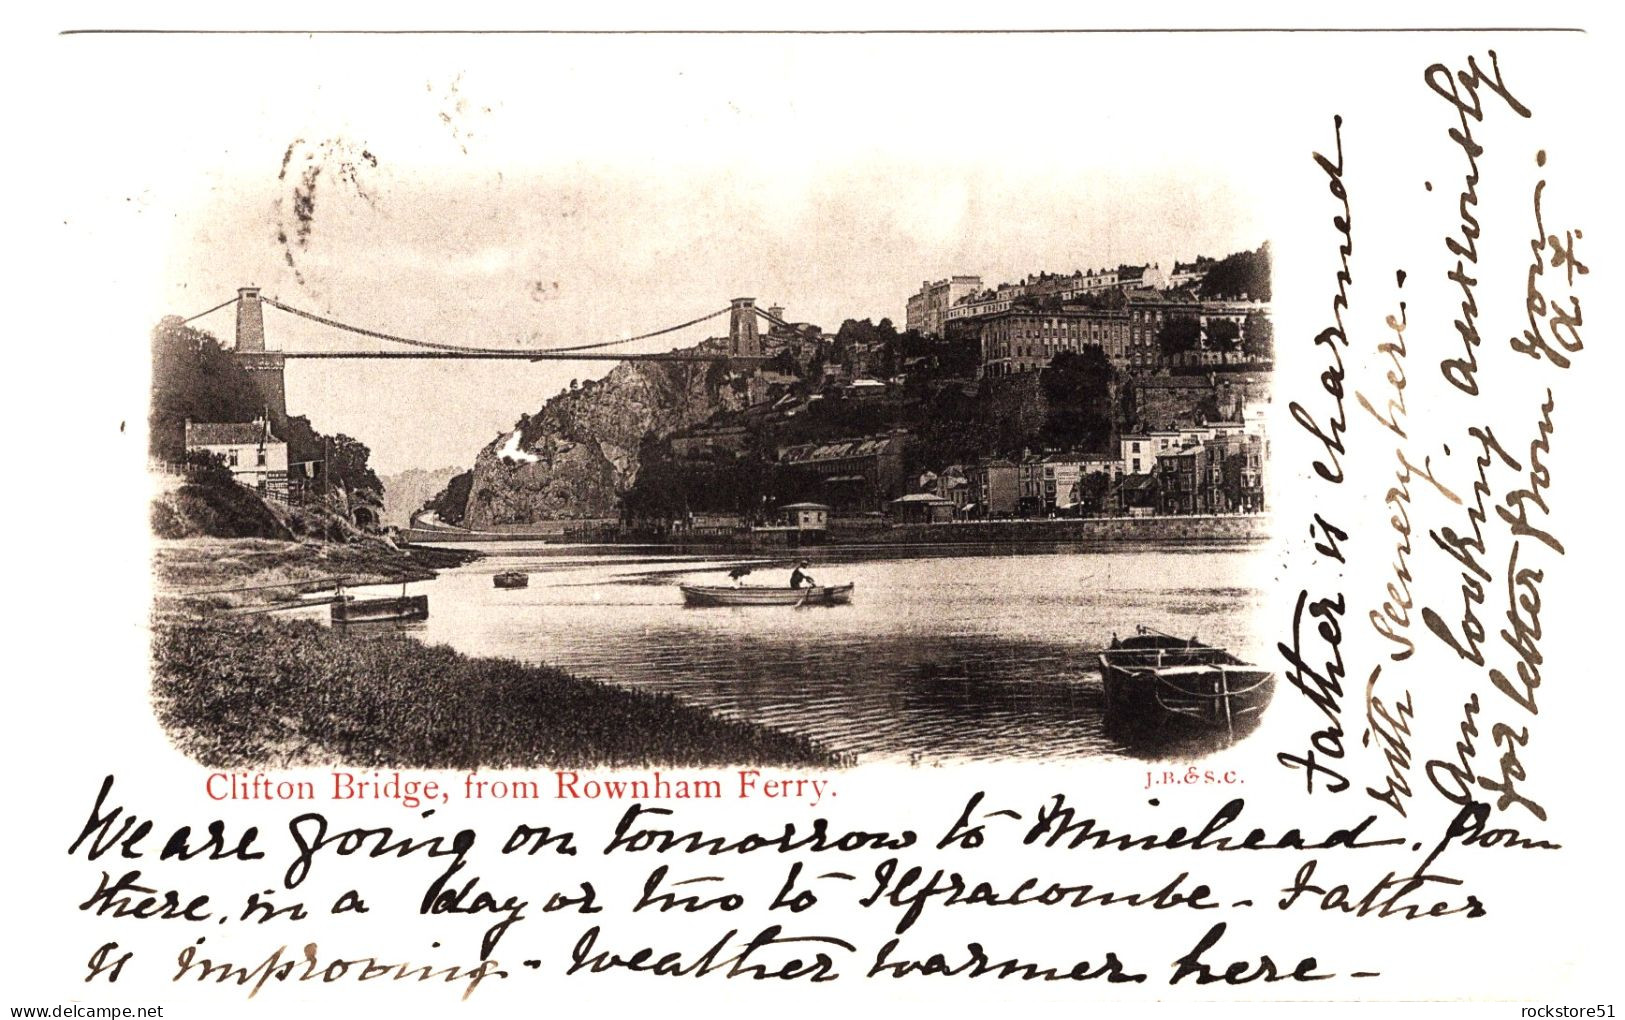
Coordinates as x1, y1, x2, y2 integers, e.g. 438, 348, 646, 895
152, 615, 841, 769
153, 537, 476, 611
150, 537, 841, 769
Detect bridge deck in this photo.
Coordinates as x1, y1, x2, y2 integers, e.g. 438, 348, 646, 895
282, 351, 766, 362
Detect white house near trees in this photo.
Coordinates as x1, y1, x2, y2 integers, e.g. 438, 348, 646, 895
184, 416, 289, 497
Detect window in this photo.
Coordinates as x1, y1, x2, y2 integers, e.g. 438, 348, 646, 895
227, 449, 240, 467
256, 448, 267, 466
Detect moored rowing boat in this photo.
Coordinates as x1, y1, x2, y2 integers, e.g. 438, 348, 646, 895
1098, 627, 1273, 742
331, 593, 430, 624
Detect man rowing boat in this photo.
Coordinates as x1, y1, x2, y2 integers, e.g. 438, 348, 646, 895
789, 559, 817, 589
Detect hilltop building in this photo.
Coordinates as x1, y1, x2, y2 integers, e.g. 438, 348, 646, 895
906, 276, 984, 338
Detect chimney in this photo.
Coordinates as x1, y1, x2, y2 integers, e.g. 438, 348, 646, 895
236, 286, 265, 352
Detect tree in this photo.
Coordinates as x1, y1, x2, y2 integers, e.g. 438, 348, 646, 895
1197, 243, 1272, 301
834, 317, 898, 348
1243, 312, 1274, 360
1077, 472, 1112, 515
149, 317, 265, 460
1157, 315, 1203, 359
1206, 318, 1241, 351
181, 448, 236, 488
935, 338, 981, 378
150, 315, 387, 509
328, 434, 384, 503
1040, 349, 1114, 452
426, 470, 473, 524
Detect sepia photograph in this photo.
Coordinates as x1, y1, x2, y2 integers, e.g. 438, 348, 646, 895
144, 40, 1276, 770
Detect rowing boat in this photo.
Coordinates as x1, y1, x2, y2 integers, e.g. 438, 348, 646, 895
679, 583, 854, 607
330, 581, 429, 624
1097, 627, 1274, 742
331, 594, 429, 624
493, 571, 530, 589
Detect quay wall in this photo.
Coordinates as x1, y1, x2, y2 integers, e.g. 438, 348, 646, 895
830, 514, 1270, 545
407, 514, 1270, 546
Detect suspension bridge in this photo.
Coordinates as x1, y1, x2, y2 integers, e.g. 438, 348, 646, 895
182, 286, 802, 419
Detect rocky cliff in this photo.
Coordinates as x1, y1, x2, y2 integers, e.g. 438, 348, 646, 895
460, 343, 750, 526
378, 466, 464, 528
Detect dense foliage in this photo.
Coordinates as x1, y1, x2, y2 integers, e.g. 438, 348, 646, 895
150, 478, 293, 540
1206, 317, 1242, 350
1243, 311, 1274, 360
149, 317, 266, 461
149, 316, 382, 503
424, 469, 474, 525
1197, 243, 1272, 301
1157, 315, 1203, 358
1039, 348, 1113, 452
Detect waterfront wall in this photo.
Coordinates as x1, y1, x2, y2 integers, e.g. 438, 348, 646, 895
407, 514, 1270, 546
831, 513, 1270, 545
403, 519, 617, 543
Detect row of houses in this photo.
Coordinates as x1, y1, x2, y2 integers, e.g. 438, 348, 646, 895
905, 261, 1217, 338
698, 410, 1270, 522
675, 424, 1268, 532
923, 431, 1267, 519
977, 291, 1268, 376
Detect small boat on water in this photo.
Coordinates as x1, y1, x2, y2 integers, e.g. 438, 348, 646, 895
493, 571, 530, 589
330, 581, 429, 624
679, 583, 854, 607
1098, 627, 1274, 742
332, 594, 429, 624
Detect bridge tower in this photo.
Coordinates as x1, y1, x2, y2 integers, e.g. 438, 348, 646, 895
729, 297, 761, 358
234, 286, 287, 422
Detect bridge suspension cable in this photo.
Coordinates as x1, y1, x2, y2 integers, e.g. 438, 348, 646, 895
261, 297, 732, 357
752, 305, 806, 334
181, 296, 241, 324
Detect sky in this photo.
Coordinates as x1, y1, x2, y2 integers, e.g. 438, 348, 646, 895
56, 32, 1282, 475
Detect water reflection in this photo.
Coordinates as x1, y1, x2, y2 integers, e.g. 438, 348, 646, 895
318, 544, 1268, 764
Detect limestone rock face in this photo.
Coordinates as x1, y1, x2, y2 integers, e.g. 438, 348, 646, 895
378, 466, 463, 528
461, 347, 746, 526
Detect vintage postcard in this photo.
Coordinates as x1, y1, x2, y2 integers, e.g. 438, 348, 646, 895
9, 11, 1618, 1016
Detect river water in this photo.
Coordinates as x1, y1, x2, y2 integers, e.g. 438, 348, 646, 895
320, 542, 1271, 764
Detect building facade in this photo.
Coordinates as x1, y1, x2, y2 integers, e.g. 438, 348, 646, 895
1126, 293, 1271, 369
776, 432, 910, 512
967, 458, 1020, 518
184, 416, 289, 498
1156, 444, 1210, 515
976, 299, 1272, 377
905, 276, 984, 338
977, 307, 1133, 376
1205, 433, 1269, 512
670, 424, 750, 460
1015, 452, 1116, 514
